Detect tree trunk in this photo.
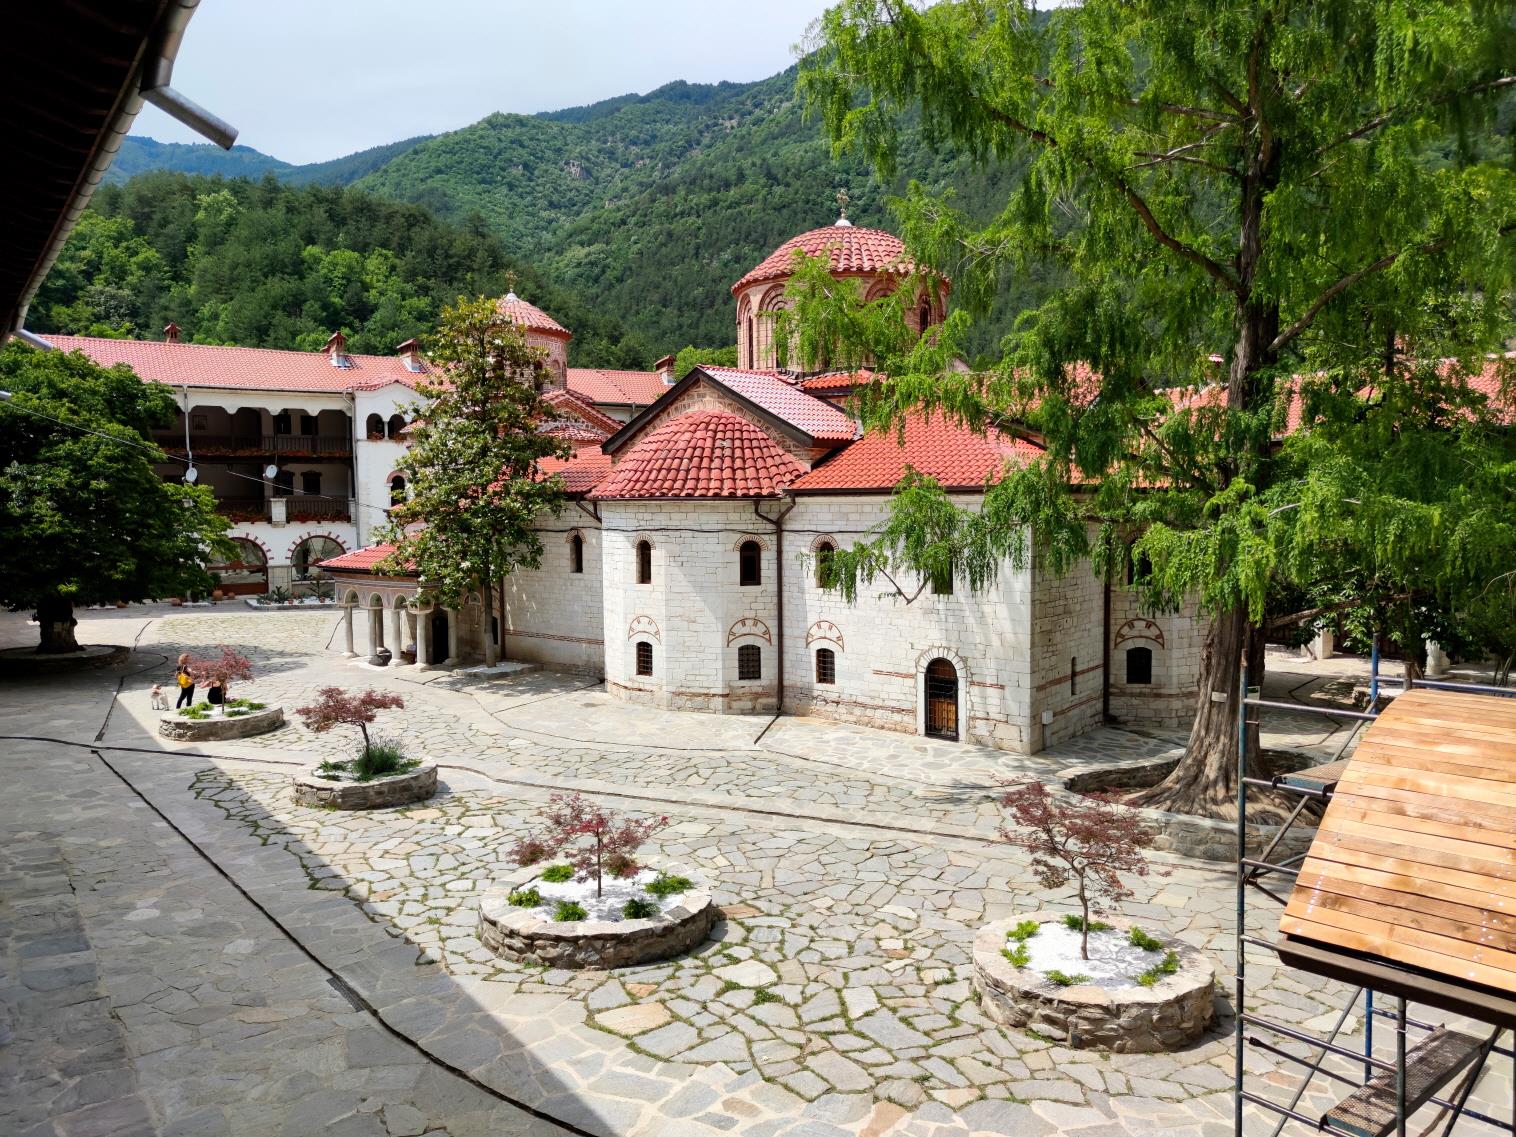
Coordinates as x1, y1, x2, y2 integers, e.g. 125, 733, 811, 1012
1132, 603, 1264, 818
481, 554, 498, 668
36, 594, 81, 654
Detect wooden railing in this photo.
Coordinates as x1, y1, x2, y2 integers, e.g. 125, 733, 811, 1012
155, 433, 353, 457
213, 496, 352, 523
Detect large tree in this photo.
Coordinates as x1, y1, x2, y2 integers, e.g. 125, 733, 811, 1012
0, 343, 231, 652
378, 297, 569, 666
791, 0, 1516, 815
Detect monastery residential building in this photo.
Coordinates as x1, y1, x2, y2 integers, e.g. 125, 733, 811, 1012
319, 217, 1206, 754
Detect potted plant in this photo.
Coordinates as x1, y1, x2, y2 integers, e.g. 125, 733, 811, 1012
296, 687, 411, 779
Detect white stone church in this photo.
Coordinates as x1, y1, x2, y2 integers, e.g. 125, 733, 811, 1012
322, 218, 1205, 754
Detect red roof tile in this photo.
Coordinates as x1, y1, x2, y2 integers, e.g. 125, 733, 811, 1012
45, 334, 429, 393
567, 367, 672, 408
539, 448, 612, 495
495, 292, 570, 338
542, 388, 621, 436
733, 224, 913, 292
699, 367, 858, 443
591, 411, 806, 500
800, 369, 876, 393
789, 413, 1044, 493
321, 543, 410, 572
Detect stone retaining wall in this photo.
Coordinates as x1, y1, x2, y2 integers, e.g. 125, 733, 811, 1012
158, 704, 285, 742
292, 761, 437, 810
973, 914, 1217, 1052
479, 864, 717, 969
0, 644, 130, 677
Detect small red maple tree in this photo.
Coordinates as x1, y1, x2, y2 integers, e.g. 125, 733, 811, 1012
187, 645, 254, 699
295, 686, 405, 759
998, 781, 1157, 960
511, 792, 669, 898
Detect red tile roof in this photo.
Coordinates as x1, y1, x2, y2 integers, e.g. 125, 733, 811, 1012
542, 388, 621, 437
591, 411, 806, 500
45, 334, 429, 393
733, 224, 913, 293
567, 367, 672, 408
540, 448, 612, 495
789, 413, 1044, 493
495, 292, 570, 338
699, 367, 859, 443
800, 369, 876, 393
320, 543, 411, 573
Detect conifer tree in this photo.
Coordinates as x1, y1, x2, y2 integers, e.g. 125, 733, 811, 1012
790, 0, 1515, 815
379, 297, 569, 665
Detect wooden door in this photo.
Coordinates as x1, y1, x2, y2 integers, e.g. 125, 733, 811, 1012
925, 658, 959, 740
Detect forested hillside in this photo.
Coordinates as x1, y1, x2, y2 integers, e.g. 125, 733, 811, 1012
30, 173, 651, 366
105, 135, 432, 187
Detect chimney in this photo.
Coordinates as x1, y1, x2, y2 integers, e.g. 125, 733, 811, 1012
163, 322, 181, 344
323, 331, 351, 369
654, 353, 677, 385
396, 338, 423, 373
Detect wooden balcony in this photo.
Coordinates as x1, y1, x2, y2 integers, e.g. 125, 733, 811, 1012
156, 433, 353, 458
215, 496, 352, 523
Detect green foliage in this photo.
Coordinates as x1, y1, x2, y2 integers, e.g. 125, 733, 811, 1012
621, 896, 660, 919
1136, 951, 1181, 989
1007, 920, 1041, 943
352, 736, 411, 780
644, 872, 693, 898
553, 900, 588, 923
33, 172, 648, 367
1062, 915, 1112, 935
1043, 970, 1090, 988
673, 344, 739, 379
508, 887, 543, 908
316, 759, 346, 779
540, 863, 575, 884
0, 343, 231, 650
1001, 942, 1032, 969
751, 988, 784, 1005
1128, 927, 1164, 953
377, 298, 569, 618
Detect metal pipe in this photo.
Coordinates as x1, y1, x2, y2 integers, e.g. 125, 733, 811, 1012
1410, 677, 1516, 697
139, 1, 238, 150
1370, 631, 1380, 711
1396, 996, 1407, 1137
754, 498, 795, 718
1264, 987, 1366, 1137
1235, 654, 1249, 1137
1244, 696, 1377, 722
12, 329, 55, 351
1241, 1014, 1399, 1072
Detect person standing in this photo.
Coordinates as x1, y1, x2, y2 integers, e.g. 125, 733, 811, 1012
175, 653, 195, 708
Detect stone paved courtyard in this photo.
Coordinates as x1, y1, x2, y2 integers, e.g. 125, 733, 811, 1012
1, 605, 1509, 1136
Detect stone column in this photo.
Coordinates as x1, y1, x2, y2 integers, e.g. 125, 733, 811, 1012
388, 605, 403, 663
415, 608, 431, 670
342, 605, 356, 658
445, 608, 460, 666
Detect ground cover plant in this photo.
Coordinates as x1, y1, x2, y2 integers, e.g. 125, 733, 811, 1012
297, 687, 413, 780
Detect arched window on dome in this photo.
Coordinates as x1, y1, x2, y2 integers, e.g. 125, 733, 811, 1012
746, 317, 754, 370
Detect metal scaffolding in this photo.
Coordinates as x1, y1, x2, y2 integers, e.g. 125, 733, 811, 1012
1233, 669, 1516, 1137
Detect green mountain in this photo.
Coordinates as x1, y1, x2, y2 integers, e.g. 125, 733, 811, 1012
106, 135, 431, 187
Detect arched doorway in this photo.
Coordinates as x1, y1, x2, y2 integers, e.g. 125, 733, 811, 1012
429, 610, 449, 665
212, 538, 268, 596
924, 658, 959, 741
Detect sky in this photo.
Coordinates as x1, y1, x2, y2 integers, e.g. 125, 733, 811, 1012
134, 0, 837, 165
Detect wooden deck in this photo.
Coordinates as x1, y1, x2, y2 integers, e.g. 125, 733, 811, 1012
1280, 688, 1516, 995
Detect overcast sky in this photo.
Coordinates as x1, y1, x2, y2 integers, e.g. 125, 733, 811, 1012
134, 0, 837, 164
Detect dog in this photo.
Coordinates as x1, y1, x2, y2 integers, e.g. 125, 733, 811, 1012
150, 684, 169, 711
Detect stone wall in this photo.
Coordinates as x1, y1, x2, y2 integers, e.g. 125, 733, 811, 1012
291, 761, 437, 810
501, 516, 605, 674
1106, 589, 1207, 731
158, 704, 285, 742
1030, 552, 1107, 749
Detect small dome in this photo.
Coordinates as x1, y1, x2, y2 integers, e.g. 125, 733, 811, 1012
495, 292, 571, 339
592, 411, 806, 500
732, 225, 910, 294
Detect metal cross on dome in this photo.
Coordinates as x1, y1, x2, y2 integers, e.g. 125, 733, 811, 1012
834, 188, 852, 226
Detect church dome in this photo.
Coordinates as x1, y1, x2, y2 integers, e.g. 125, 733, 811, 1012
495, 291, 571, 339
731, 223, 910, 295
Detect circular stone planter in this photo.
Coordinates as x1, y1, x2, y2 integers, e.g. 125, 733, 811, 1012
158, 704, 286, 741
478, 863, 718, 969
0, 644, 129, 678
291, 760, 438, 810
973, 914, 1216, 1052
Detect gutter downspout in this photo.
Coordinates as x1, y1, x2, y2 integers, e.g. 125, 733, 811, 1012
1102, 562, 1113, 724
754, 496, 796, 741
140, 3, 239, 149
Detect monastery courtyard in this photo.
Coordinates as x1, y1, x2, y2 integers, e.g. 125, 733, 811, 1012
2, 606, 1508, 1137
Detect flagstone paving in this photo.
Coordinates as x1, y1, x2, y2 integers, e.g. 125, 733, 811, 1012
2, 605, 1510, 1136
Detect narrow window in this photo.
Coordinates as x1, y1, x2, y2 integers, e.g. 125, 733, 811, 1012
737, 643, 762, 681
815, 648, 836, 685
273, 470, 294, 497
739, 540, 761, 586
300, 471, 321, 495
387, 414, 405, 439
300, 414, 318, 436
1127, 552, 1152, 587
636, 540, 652, 584
635, 641, 653, 676
273, 412, 292, 435
930, 558, 954, 596
570, 533, 584, 574
918, 302, 931, 333
815, 540, 836, 588
389, 475, 405, 506
1126, 646, 1153, 685
366, 413, 384, 438
1070, 656, 1078, 696
746, 318, 754, 368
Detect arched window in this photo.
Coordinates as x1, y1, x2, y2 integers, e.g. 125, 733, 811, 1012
737, 643, 762, 681
815, 647, 836, 685
291, 535, 344, 580
387, 414, 406, 440
930, 557, 954, 596
815, 540, 836, 588
746, 318, 754, 368
636, 540, 652, 584
570, 532, 584, 574
739, 540, 761, 586
1127, 552, 1152, 586
365, 413, 384, 439
215, 539, 267, 592
1126, 646, 1153, 685
635, 641, 654, 676
919, 302, 932, 333
301, 471, 321, 495
389, 475, 406, 506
